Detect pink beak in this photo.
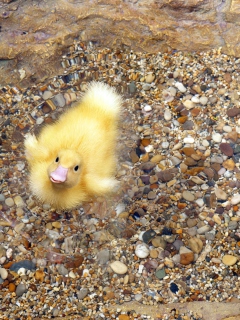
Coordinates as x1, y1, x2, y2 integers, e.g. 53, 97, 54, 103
50, 165, 68, 183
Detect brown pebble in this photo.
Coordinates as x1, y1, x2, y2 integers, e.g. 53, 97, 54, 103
182, 147, 196, 157
130, 150, 139, 163
8, 283, 16, 292
220, 143, 233, 156
180, 252, 194, 265
227, 107, 240, 117
177, 116, 188, 124
191, 108, 201, 117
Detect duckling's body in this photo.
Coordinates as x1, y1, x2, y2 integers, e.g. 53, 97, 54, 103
25, 82, 122, 209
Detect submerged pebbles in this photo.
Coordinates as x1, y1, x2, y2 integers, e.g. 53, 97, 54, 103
0, 43, 240, 319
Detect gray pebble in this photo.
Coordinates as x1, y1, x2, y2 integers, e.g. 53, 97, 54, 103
0, 194, 5, 202
16, 283, 27, 297
228, 221, 238, 230
129, 81, 137, 94
52, 93, 66, 108
77, 288, 89, 300
97, 249, 110, 265
56, 264, 68, 276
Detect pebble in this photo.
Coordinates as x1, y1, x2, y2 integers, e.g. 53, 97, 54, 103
155, 268, 166, 279
0, 268, 8, 280
57, 264, 68, 276
175, 82, 186, 93
5, 197, 14, 207
220, 143, 233, 156
110, 261, 128, 274
77, 288, 89, 300
183, 100, 195, 109
222, 255, 238, 266
212, 132, 222, 143
164, 109, 172, 121
215, 188, 227, 200
52, 93, 66, 107
182, 191, 195, 202
197, 225, 211, 234
231, 194, 240, 205
199, 96, 208, 105
97, 249, 110, 265
10, 260, 36, 272
42, 90, 53, 100
16, 283, 27, 297
135, 243, 150, 258
183, 136, 195, 144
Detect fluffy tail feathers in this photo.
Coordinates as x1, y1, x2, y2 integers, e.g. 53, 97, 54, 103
81, 82, 122, 117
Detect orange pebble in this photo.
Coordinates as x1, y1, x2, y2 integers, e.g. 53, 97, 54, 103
8, 283, 16, 292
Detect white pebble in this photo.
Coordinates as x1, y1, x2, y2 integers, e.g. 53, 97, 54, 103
6, 248, 12, 259
202, 139, 209, 147
183, 136, 195, 144
18, 267, 26, 276
175, 82, 186, 93
191, 96, 200, 103
110, 261, 128, 274
162, 141, 169, 149
164, 109, 172, 121
195, 198, 204, 207
172, 142, 182, 150
135, 243, 150, 258
224, 171, 233, 178
223, 125, 232, 133
218, 167, 226, 176
199, 96, 208, 105
183, 100, 195, 109
145, 145, 154, 153
36, 117, 44, 125
231, 194, 240, 205
0, 268, 8, 280
173, 71, 179, 78
143, 105, 152, 112
212, 132, 222, 143
68, 271, 76, 279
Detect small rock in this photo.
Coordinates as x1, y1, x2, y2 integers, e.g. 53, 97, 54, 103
0, 268, 8, 280
77, 288, 89, 300
16, 283, 27, 297
10, 260, 36, 272
212, 132, 222, 143
110, 261, 128, 274
52, 93, 66, 108
231, 194, 240, 205
220, 143, 233, 156
42, 90, 53, 100
145, 73, 155, 83
97, 249, 110, 265
179, 247, 194, 265
182, 191, 195, 202
199, 96, 208, 105
222, 254, 237, 266
175, 82, 186, 93
135, 243, 150, 258
164, 109, 172, 121
155, 268, 166, 279
57, 264, 68, 276
215, 188, 227, 200
5, 197, 14, 207
152, 236, 167, 249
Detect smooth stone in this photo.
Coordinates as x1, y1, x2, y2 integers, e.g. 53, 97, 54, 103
10, 260, 36, 272
52, 93, 66, 107
56, 264, 68, 276
162, 141, 169, 149
182, 191, 195, 202
0, 268, 8, 280
215, 188, 227, 200
142, 229, 156, 243
42, 90, 53, 100
0, 194, 5, 202
5, 198, 14, 207
222, 255, 237, 266
183, 100, 195, 109
110, 261, 128, 274
97, 249, 110, 265
231, 194, 240, 205
179, 247, 194, 265
145, 73, 155, 83
164, 109, 172, 121
155, 268, 166, 279
135, 293, 143, 302
220, 143, 233, 156
77, 288, 89, 300
129, 81, 137, 93
13, 196, 25, 207
197, 225, 210, 234
228, 221, 238, 230
223, 125, 232, 133
16, 283, 27, 297
135, 243, 150, 258
212, 133, 222, 143
199, 96, 208, 105
183, 136, 195, 144
148, 191, 156, 200
152, 236, 166, 249
191, 96, 200, 103
142, 83, 151, 91
175, 82, 186, 93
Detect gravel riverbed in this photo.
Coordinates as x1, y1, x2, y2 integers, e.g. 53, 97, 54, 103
0, 43, 240, 319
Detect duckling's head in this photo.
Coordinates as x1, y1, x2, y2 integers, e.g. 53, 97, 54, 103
48, 149, 82, 188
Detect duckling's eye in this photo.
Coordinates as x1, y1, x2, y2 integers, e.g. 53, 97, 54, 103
74, 165, 79, 172
55, 157, 59, 163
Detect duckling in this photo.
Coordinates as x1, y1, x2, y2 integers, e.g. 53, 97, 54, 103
24, 82, 122, 209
